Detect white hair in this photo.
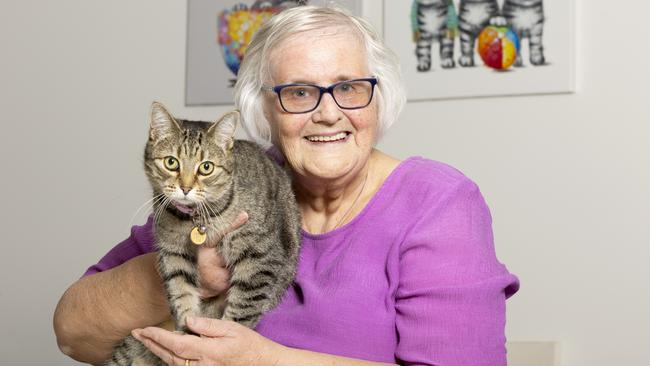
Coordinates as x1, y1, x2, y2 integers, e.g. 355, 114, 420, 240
234, 5, 406, 148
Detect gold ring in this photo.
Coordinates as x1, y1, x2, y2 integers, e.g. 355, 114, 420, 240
185, 360, 191, 366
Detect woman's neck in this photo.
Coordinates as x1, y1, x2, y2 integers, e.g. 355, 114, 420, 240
294, 150, 399, 234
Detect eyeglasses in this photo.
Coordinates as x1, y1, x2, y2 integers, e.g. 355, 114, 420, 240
262, 77, 378, 114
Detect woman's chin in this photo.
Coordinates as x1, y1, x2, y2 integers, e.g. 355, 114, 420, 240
301, 155, 362, 181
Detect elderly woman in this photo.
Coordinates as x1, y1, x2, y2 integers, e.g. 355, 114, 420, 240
54, 5, 518, 366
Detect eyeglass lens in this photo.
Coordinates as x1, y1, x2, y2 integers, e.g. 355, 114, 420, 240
279, 80, 374, 113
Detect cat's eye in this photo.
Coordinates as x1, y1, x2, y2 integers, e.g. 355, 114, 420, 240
198, 161, 215, 175
163, 156, 180, 171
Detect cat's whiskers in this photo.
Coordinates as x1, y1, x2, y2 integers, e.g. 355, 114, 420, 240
202, 199, 227, 231
129, 193, 166, 227
153, 195, 172, 225
198, 201, 221, 233
197, 201, 209, 227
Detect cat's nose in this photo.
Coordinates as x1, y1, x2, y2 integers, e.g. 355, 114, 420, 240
181, 187, 192, 195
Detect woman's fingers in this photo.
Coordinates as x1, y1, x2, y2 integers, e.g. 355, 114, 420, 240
197, 247, 230, 298
205, 211, 249, 248
187, 316, 237, 338
197, 211, 248, 298
133, 327, 203, 364
228, 211, 249, 232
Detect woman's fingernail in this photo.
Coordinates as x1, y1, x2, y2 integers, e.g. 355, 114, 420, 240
132, 329, 142, 339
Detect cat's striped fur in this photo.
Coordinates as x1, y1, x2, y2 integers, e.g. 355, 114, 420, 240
106, 103, 301, 366
412, 0, 455, 71
457, 0, 500, 67
502, 0, 545, 66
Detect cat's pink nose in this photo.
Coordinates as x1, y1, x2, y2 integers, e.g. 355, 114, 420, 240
181, 187, 192, 195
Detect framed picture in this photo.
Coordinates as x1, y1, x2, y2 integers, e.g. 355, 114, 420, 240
185, 0, 363, 106
383, 0, 575, 101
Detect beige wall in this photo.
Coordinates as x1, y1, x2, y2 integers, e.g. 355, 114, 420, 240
1, 1, 648, 365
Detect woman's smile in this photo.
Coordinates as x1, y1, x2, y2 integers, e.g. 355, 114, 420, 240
304, 131, 351, 143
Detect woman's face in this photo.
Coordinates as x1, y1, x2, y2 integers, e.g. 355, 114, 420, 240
264, 29, 378, 184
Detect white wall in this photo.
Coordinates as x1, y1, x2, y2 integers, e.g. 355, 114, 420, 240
1, 1, 648, 365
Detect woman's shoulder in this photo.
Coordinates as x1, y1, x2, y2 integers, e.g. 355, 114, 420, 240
362, 156, 485, 230
387, 156, 480, 200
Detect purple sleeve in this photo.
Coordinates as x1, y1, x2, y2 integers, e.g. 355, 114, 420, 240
395, 180, 519, 366
82, 216, 156, 277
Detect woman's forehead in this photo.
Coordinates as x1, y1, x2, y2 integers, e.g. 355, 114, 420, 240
267, 30, 368, 83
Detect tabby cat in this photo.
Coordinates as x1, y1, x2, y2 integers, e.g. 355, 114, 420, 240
106, 102, 301, 366
457, 0, 500, 67
502, 0, 545, 66
412, 0, 456, 71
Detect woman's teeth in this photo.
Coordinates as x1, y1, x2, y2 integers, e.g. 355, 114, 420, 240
306, 132, 348, 142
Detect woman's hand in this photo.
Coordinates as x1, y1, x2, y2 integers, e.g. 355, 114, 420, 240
132, 316, 282, 366
197, 211, 248, 299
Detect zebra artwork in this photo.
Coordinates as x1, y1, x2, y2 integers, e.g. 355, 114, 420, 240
411, 0, 457, 71
457, 0, 500, 67
411, 0, 546, 71
502, 0, 546, 66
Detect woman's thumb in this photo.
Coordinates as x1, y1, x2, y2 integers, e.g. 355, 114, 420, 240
187, 316, 232, 337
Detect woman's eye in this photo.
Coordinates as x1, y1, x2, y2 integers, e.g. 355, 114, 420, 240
338, 83, 354, 93
163, 156, 179, 171
293, 88, 309, 98
198, 161, 215, 175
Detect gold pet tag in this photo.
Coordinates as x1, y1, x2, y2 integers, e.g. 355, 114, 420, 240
190, 225, 207, 245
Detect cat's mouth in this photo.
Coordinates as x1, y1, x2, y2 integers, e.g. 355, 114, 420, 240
172, 201, 197, 215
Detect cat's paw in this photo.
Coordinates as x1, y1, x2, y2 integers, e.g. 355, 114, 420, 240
530, 53, 546, 65
489, 16, 508, 27
417, 58, 432, 72
441, 57, 455, 69
514, 56, 524, 67
132, 357, 158, 366
175, 326, 200, 337
459, 55, 475, 67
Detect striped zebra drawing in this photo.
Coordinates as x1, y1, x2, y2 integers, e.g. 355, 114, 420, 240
502, 0, 546, 66
457, 0, 500, 67
412, 0, 456, 71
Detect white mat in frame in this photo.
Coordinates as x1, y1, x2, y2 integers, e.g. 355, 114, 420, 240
382, 0, 575, 101
185, 0, 363, 106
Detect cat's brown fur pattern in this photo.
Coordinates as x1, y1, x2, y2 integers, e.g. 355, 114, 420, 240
106, 103, 301, 366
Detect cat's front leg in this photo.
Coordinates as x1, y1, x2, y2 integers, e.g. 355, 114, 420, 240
157, 249, 202, 333
439, 35, 455, 69
528, 23, 545, 66
415, 36, 433, 71
221, 262, 284, 328
458, 32, 476, 67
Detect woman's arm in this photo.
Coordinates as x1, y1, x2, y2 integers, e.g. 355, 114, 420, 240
53, 252, 170, 365
53, 212, 246, 365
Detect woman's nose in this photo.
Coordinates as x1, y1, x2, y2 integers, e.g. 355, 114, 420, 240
312, 92, 342, 124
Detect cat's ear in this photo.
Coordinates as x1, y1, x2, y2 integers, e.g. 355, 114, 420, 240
149, 101, 181, 140
208, 110, 239, 151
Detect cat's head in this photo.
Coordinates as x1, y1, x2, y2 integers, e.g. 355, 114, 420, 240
144, 102, 238, 215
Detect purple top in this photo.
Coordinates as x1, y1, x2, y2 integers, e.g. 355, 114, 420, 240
85, 157, 519, 366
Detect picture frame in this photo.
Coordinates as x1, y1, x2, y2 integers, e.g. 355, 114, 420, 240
383, 0, 575, 101
185, 0, 364, 106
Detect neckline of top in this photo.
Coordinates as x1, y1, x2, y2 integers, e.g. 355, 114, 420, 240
300, 156, 422, 240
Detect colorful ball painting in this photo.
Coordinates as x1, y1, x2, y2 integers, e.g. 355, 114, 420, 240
477, 25, 521, 70
217, 7, 279, 76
